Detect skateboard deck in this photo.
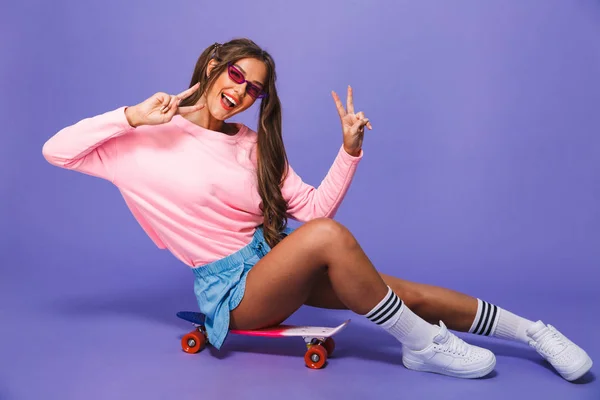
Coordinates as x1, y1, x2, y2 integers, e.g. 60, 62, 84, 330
176, 311, 350, 369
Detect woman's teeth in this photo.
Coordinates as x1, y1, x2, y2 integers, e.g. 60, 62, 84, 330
222, 93, 237, 108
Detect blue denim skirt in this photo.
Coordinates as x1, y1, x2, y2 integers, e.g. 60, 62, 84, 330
191, 226, 295, 349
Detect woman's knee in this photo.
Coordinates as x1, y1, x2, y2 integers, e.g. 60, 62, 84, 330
302, 217, 358, 252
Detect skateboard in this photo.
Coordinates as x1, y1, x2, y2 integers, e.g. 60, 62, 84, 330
176, 311, 350, 369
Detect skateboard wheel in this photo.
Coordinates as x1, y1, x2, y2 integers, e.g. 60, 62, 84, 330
181, 330, 206, 354
304, 345, 327, 369
323, 337, 335, 356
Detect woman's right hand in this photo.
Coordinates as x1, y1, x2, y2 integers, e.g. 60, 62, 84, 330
125, 83, 204, 127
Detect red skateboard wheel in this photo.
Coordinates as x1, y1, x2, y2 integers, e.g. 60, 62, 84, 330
323, 337, 335, 356
305, 345, 327, 369
181, 330, 206, 354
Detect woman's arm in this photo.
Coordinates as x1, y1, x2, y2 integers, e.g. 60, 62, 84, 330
42, 107, 135, 182
283, 145, 363, 221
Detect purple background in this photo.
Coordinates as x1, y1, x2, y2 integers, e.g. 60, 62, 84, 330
2, 0, 599, 399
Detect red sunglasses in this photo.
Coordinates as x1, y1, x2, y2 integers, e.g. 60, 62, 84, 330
227, 62, 267, 99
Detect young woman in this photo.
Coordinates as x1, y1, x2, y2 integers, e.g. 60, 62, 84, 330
42, 38, 592, 381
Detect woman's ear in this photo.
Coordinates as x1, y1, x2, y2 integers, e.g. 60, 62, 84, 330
206, 59, 218, 78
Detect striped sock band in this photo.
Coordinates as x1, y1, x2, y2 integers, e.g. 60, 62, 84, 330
365, 286, 403, 328
364, 286, 440, 350
468, 299, 500, 336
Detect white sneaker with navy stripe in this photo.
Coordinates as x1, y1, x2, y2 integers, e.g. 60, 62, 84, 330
527, 320, 593, 381
402, 321, 496, 379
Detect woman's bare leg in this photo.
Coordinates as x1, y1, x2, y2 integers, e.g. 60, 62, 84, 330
229, 218, 497, 379
229, 218, 389, 330
305, 272, 478, 331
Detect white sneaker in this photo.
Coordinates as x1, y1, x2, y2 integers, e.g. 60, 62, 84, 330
527, 320, 593, 381
402, 321, 496, 379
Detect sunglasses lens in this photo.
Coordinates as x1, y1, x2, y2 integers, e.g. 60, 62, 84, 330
228, 65, 245, 83
247, 85, 262, 98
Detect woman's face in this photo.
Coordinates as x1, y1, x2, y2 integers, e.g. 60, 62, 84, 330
204, 57, 268, 121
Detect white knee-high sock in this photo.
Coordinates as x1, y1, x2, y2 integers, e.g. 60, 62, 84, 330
363, 286, 440, 350
468, 299, 535, 344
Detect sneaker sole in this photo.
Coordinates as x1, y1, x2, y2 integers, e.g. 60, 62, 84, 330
402, 355, 496, 379
562, 356, 593, 382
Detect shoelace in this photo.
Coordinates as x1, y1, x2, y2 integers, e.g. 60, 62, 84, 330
535, 328, 567, 357
440, 333, 469, 356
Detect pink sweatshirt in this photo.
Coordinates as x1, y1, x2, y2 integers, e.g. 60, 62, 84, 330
42, 107, 363, 267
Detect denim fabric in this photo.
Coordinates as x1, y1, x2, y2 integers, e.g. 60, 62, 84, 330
191, 226, 295, 349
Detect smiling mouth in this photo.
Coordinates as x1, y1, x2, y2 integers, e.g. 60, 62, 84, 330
221, 93, 238, 110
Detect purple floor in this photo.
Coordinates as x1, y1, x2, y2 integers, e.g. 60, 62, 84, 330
1, 243, 598, 400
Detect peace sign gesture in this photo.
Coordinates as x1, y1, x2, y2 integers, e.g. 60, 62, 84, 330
332, 85, 372, 157
125, 83, 205, 128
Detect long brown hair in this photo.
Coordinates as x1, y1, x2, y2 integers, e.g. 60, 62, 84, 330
179, 38, 290, 248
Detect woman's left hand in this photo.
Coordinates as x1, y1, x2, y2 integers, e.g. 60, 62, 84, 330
332, 85, 372, 157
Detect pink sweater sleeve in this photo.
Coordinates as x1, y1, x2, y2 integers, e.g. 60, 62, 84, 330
42, 106, 168, 249
282, 145, 363, 222
42, 107, 134, 182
